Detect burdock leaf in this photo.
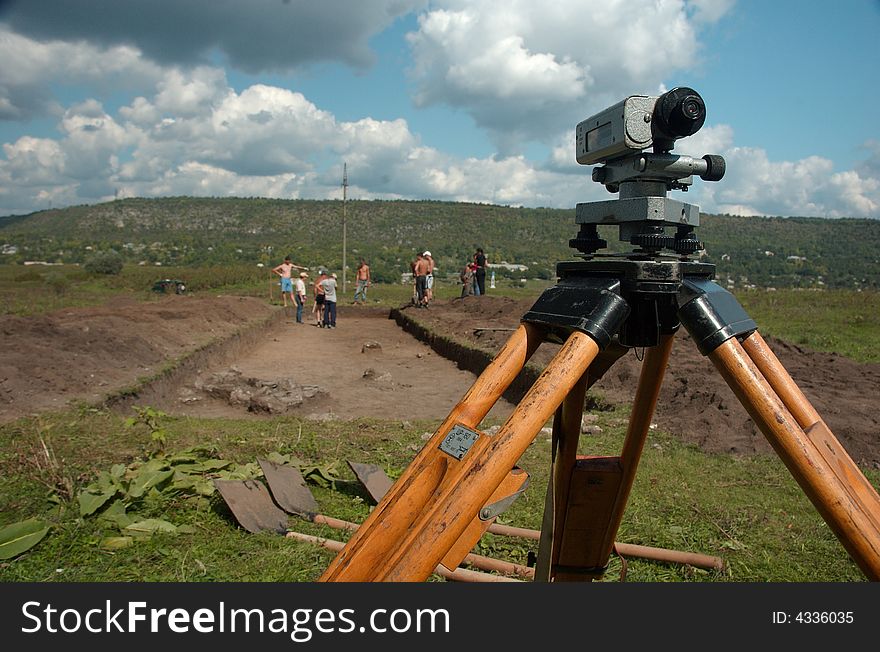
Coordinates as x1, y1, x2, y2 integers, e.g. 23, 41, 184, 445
127, 469, 174, 498
79, 490, 117, 516
0, 518, 50, 560
265, 452, 290, 465
100, 536, 134, 550
124, 519, 178, 536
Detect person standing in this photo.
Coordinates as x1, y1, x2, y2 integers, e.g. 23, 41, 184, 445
413, 252, 429, 308
313, 269, 327, 326
354, 259, 371, 304
460, 261, 476, 298
294, 271, 308, 323
474, 247, 487, 296
272, 256, 306, 307
423, 251, 435, 306
321, 272, 338, 328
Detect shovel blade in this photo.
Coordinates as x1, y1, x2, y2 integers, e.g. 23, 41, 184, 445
213, 479, 287, 534
258, 458, 319, 518
347, 461, 394, 504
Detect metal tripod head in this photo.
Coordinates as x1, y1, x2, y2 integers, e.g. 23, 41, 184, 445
569, 87, 725, 257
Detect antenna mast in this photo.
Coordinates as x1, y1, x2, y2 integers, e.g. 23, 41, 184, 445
342, 162, 348, 294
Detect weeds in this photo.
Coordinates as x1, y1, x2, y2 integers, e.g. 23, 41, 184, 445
125, 406, 170, 455
14, 424, 78, 504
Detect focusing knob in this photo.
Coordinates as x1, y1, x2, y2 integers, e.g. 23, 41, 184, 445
570, 223, 607, 255
701, 154, 726, 181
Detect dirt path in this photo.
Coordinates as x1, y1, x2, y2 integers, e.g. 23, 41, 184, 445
165, 309, 516, 422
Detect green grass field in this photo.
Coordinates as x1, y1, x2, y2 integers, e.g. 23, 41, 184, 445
1, 406, 873, 582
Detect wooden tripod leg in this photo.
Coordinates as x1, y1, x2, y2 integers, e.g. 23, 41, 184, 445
710, 337, 880, 580
741, 332, 880, 530
371, 331, 603, 582
597, 333, 676, 562
534, 371, 590, 581
543, 334, 676, 580
319, 323, 543, 581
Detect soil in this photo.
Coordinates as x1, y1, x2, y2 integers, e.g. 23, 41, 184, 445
2, 293, 878, 468
404, 295, 880, 468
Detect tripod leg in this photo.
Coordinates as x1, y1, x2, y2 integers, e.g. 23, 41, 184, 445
597, 333, 676, 563
741, 332, 880, 527
371, 330, 603, 581
710, 337, 880, 580
534, 370, 590, 581
319, 322, 543, 581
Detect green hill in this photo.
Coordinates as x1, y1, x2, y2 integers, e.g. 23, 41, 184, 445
2, 197, 878, 288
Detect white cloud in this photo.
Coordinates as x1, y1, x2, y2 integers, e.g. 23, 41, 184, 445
695, 145, 880, 218
0, 27, 164, 120
406, 0, 726, 150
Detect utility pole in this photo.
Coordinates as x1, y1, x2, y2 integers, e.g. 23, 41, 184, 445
342, 162, 348, 294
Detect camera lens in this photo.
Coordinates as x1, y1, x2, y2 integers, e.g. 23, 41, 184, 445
653, 87, 706, 142
681, 98, 702, 120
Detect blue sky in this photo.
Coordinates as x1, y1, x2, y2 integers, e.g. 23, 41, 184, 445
1, 0, 878, 218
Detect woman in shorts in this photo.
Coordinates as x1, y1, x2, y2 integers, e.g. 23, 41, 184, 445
313, 270, 327, 326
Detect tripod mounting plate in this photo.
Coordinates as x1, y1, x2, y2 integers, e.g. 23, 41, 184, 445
576, 196, 700, 232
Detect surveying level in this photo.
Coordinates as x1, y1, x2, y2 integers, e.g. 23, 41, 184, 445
320, 88, 880, 582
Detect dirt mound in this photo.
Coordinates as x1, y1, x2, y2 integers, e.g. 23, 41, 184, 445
402, 295, 880, 468
0, 295, 275, 423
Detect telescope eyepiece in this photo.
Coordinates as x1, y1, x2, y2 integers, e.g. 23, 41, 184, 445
653, 87, 706, 142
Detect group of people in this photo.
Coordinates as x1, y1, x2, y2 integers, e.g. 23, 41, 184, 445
273, 245, 490, 320
460, 247, 487, 298
273, 257, 373, 328
410, 247, 489, 305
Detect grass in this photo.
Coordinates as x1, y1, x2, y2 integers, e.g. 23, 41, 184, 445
0, 263, 549, 317
736, 288, 880, 363
6, 263, 874, 364
1, 406, 874, 582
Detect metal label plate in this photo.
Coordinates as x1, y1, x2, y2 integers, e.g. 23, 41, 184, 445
439, 424, 481, 461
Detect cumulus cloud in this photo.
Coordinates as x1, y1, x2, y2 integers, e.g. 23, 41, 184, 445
0, 27, 164, 120
0, 0, 425, 73
406, 0, 728, 150
694, 145, 880, 218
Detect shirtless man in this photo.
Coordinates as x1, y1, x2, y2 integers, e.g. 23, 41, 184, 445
272, 256, 307, 307
422, 251, 435, 305
354, 259, 371, 304
413, 252, 430, 308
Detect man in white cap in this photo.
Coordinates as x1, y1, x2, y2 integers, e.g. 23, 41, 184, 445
320, 272, 338, 328
423, 251, 435, 306
294, 271, 309, 323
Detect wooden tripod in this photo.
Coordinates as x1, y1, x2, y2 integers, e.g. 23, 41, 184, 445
319, 259, 880, 582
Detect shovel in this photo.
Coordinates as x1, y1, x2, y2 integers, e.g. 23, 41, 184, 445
257, 457, 534, 579
212, 479, 288, 535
